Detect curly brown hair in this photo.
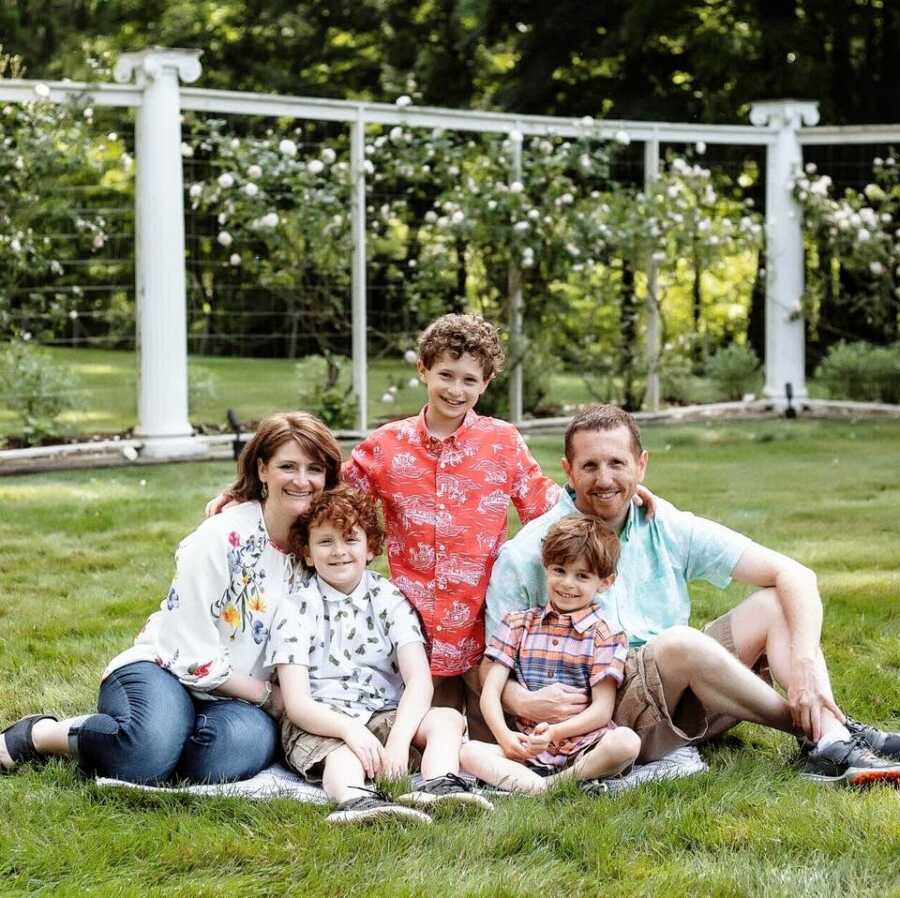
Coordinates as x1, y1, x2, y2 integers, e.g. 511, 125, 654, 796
288, 484, 384, 566
541, 515, 620, 579
228, 412, 343, 503
417, 313, 505, 380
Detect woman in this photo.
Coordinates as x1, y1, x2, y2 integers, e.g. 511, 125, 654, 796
0, 412, 342, 784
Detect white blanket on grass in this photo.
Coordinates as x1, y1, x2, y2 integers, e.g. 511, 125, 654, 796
95, 746, 708, 802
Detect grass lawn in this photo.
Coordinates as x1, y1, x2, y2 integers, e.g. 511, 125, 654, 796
1, 419, 899, 897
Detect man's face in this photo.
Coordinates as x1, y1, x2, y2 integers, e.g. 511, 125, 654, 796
561, 426, 647, 529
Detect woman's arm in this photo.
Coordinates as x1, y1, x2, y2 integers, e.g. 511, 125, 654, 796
546, 678, 616, 744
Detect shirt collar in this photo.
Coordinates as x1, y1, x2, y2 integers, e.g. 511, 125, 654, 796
539, 602, 603, 633
315, 571, 369, 609
415, 405, 478, 449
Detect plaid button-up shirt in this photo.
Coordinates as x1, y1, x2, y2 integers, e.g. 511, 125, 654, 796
344, 407, 559, 676
485, 603, 628, 766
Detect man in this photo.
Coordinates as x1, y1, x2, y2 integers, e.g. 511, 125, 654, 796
484, 405, 900, 786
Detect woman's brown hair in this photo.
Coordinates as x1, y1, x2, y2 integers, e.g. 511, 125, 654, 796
228, 412, 342, 502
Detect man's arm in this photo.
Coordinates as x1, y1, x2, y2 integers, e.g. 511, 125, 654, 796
730, 542, 844, 739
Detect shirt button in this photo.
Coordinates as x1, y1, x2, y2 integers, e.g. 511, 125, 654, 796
436, 625, 443, 632
438, 544, 445, 552
438, 503, 445, 510
552, 639, 560, 646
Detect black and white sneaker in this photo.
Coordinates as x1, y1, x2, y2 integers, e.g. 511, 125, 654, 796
845, 717, 900, 762
398, 773, 494, 812
326, 788, 432, 825
800, 733, 900, 787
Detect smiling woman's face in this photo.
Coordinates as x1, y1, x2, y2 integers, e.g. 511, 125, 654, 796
258, 441, 328, 529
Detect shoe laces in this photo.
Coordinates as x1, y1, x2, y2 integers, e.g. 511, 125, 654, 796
438, 772, 475, 792
349, 784, 395, 804
834, 732, 884, 766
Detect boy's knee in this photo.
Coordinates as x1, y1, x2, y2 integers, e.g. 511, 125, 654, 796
608, 726, 641, 762
422, 706, 465, 735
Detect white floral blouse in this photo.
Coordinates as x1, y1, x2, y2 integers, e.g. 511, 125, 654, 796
103, 502, 311, 699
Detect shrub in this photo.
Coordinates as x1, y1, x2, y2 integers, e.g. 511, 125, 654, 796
0, 341, 77, 444
297, 353, 358, 430
815, 341, 900, 404
706, 344, 761, 401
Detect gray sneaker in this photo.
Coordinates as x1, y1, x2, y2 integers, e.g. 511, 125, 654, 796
326, 788, 432, 825
398, 773, 494, 812
800, 733, 900, 787
845, 717, 900, 762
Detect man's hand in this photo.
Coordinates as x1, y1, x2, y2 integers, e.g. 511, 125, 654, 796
499, 729, 538, 761
342, 724, 386, 779
382, 739, 410, 779
634, 485, 656, 519
205, 491, 234, 518
518, 684, 588, 723
788, 655, 845, 743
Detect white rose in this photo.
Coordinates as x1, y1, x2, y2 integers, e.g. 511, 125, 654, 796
389, 126, 404, 145
513, 221, 530, 233
217, 230, 233, 247
243, 182, 259, 197
321, 147, 337, 164
308, 159, 324, 175
33, 83, 51, 98
181, 142, 194, 158
247, 164, 263, 179
217, 173, 235, 189
395, 95, 412, 107
279, 139, 297, 156
869, 261, 884, 276
363, 159, 375, 175
424, 210, 438, 223
381, 392, 395, 404
614, 129, 631, 145
451, 210, 465, 224
189, 183, 203, 199
404, 349, 418, 365
509, 181, 524, 193
695, 141, 706, 154
92, 234, 105, 250
229, 253, 242, 266
407, 377, 420, 388
261, 212, 279, 228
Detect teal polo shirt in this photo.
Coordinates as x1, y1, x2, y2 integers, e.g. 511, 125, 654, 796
485, 487, 752, 647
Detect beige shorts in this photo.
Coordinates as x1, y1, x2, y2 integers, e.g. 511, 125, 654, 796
281, 709, 423, 783
613, 611, 771, 762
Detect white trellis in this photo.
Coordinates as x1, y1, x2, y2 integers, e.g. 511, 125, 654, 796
4, 48, 898, 458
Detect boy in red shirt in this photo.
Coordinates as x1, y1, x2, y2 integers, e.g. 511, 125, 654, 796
342, 314, 560, 729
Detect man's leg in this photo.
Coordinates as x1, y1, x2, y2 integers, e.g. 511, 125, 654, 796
650, 626, 795, 735
723, 588, 846, 739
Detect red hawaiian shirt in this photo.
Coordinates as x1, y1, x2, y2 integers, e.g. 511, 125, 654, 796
343, 407, 560, 676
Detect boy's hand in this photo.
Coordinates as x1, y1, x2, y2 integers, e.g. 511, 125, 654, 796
382, 739, 410, 779
205, 491, 235, 518
634, 485, 656, 519
263, 683, 285, 720
525, 722, 552, 754
519, 684, 588, 723
343, 723, 386, 779
499, 730, 537, 761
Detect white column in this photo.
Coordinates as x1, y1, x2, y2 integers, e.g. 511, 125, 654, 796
350, 110, 368, 432
643, 138, 661, 412
507, 126, 524, 426
114, 48, 204, 457
749, 99, 819, 406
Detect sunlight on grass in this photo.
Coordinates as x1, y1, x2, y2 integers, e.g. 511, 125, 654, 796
1, 420, 899, 897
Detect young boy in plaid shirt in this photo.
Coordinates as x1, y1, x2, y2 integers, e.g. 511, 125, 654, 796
460, 516, 640, 792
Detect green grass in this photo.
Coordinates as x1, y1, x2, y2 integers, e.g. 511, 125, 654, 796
2, 419, 900, 897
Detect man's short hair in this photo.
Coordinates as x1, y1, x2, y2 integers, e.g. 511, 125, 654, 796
289, 485, 384, 563
417, 313, 505, 380
541, 515, 620, 580
564, 404, 643, 460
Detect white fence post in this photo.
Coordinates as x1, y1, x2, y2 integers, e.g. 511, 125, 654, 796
350, 110, 369, 433
750, 100, 819, 406
507, 126, 524, 426
113, 48, 204, 458
643, 137, 661, 412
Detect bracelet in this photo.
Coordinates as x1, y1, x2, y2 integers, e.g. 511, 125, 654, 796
255, 681, 273, 709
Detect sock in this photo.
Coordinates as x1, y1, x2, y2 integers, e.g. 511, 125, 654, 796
816, 722, 851, 750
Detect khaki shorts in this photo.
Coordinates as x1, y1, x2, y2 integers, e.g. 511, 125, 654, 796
282, 709, 423, 782
613, 611, 771, 763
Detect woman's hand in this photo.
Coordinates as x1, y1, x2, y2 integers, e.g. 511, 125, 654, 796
342, 723, 387, 779
263, 683, 285, 719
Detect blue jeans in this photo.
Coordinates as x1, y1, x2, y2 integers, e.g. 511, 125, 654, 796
71, 661, 278, 785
